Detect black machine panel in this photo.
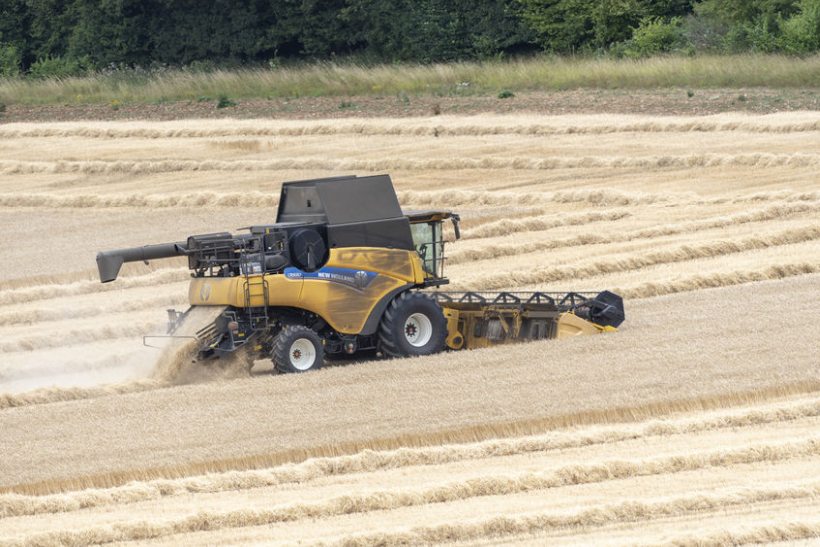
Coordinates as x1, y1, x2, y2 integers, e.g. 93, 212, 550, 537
316, 175, 404, 224
276, 175, 357, 224
326, 218, 413, 250
276, 174, 414, 251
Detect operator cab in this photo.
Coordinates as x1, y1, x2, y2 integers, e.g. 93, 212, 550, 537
405, 210, 460, 284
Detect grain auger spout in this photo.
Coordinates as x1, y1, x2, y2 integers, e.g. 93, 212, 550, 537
97, 242, 188, 283
96, 174, 625, 374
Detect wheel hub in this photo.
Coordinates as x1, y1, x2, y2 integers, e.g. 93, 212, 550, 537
403, 313, 433, 348
289, 338, 316, 371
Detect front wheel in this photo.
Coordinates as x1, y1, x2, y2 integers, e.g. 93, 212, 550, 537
272, 325, 324, 373
378, 292, 447, 358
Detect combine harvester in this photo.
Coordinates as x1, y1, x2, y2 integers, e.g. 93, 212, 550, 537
97, 175, 624, 373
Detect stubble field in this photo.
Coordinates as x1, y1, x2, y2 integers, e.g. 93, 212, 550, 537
0, 112, 818, 545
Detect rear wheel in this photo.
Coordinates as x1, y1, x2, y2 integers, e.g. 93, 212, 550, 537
272, 325, 323, 373
379, 292, 447, 358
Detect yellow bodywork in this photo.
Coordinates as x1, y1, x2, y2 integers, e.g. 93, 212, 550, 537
441, 307, 615, 350
185, 245, 615, 346
188, 247, 427, 334
555, 312, 615, 337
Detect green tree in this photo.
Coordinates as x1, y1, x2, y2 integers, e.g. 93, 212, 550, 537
0, 0, 29, 60
694, 0, 800, 52
519, 0, 692, 52
592, 0, 648, 48
695, 0, 799, 23
341, 0, 532, 62
623, 16, 686, 57
780, 0, 820, 52
518, 0, 595, 52
24, 0, 76, 67
6, 0, 819, 75
65, 0, 129, 66
0, 43, 22, 76
266, 0, 351, 58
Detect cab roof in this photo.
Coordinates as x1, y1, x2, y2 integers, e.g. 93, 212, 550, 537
403, 210, 455, 223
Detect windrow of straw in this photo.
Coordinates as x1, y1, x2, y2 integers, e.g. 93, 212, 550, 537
2, 188, 817, 211
1, 397, 816, 518
2, 153, 819, 176
621, 263, 820, 299
2, 113, 819, 139
9, 477, 819, 546
0, 320, 162, 353
659, 522, 820, 547
0, 380, 165, 411
463, 226, 820, 291
0, 294, 188, 327
450, 202, 820, 263
0, 269, 187, 306
336, 483, 820, 546
5, 378, 819, 496
461, 210, 630, 240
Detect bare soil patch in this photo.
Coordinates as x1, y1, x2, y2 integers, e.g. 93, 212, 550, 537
2, 88, 818, 123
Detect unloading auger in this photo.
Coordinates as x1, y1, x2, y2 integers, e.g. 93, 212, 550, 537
96, 174, 624, 373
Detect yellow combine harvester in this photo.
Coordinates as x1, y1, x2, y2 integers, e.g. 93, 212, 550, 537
97, 175, 624, 373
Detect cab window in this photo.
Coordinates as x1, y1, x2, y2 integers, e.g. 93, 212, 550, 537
410, 222, 443, 277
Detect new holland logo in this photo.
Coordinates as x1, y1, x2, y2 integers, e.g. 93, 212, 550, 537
283, 267, 377, 291
354, 270, 369, 290
199, 282, 212, 302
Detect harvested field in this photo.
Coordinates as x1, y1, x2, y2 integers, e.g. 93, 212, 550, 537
0, 112, 818, 545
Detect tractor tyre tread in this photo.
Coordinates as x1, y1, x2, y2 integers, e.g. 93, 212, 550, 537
272, 325, 323, 374
378, 291, 446, 359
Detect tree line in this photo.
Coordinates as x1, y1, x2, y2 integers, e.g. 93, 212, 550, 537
1, 0, 819, 77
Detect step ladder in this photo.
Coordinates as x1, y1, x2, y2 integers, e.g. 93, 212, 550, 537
243, 274, 270, 328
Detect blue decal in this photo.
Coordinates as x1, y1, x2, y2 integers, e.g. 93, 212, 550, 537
284, 267, 377, 291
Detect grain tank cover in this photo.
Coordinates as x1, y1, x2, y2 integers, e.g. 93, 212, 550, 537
275, 175, 354, 224
276, 174, 414, 250
277, 175, 403, 224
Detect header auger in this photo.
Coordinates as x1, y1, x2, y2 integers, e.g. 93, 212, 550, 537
97, 174, 625, 373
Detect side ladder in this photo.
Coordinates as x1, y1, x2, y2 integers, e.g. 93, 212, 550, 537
243, 275, 270, 327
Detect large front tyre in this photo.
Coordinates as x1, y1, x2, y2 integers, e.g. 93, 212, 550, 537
378, 292, 447, 358
272, 325, 324, 373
